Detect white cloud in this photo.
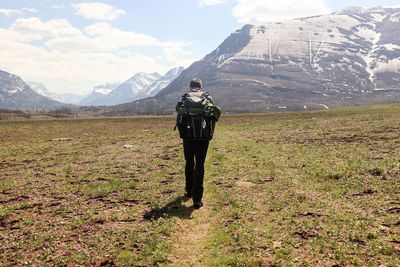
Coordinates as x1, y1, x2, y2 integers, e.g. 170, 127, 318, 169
50, 4, 66, 9
233, 0, 331, 23
22, 8, 38, 13
0, 17, 195, 93
163, 46, 193, 67
72, 2, 125, 21
0, 9, 19, 17
45, 22, 188, 53
11, 17, 81, 41
84, 23, 161, 47
199, 0, 226, 7
0, 7, 37, 18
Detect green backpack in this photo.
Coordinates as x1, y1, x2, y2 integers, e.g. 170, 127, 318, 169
175, 91, 221, 140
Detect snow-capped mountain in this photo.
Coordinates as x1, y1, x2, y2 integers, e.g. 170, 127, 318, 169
0, 70, 65, 110
109, 6, 400, 114
105, 72, 162, 105
27, 81, 85, 105
145, 67, 185, 97
81, 67, 184, 106
80, 83, 120, 106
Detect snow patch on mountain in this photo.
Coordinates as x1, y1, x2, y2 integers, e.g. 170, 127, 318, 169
93, 84, 117, 95
355, 26, 379, 43
389, 12, 400, 22
370, 13, 386, 22
0, 73, 26, 95
383, 43, 400, 51
375, 58, 400, 73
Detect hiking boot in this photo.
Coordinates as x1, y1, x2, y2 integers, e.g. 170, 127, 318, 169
193, 202, 203, 209
182, 194, 191, 202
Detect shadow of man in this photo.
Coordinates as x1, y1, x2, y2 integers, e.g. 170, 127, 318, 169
143, 196, 195, 221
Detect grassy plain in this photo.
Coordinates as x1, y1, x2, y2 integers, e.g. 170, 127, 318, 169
0, 105, 399, 266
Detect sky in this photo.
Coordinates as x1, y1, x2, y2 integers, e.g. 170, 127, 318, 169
0, 0, 399, 95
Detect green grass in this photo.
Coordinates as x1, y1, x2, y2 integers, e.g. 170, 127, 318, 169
0, 104, 399, 266
205, 105, 400, 266
79, 178, 137, 198
0, 177, 14, 191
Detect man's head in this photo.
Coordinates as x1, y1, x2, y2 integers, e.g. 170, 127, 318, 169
190, 78, 202, 91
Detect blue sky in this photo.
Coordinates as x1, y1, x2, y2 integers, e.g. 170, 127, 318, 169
0, 0, 398, 94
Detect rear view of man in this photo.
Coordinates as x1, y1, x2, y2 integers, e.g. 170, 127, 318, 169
175, 78, 221, 209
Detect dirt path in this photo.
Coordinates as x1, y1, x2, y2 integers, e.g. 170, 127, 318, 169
168, 193, 214, 267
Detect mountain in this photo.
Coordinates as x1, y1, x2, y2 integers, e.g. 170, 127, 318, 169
145, 67, 185, 97
103, 72, 161, 106
27, 81, 85, 105
106, 6, 400, 115
81, 67, 184, 106
80, 83, 120, 106
0, 70, 66, 110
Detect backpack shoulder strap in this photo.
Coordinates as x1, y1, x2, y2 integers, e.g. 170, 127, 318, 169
202, 92, 214, 104
176, 93, 190, 113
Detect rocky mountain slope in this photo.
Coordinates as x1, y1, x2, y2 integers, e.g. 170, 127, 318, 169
107, 6, 400, 115
0, 70, 66, 110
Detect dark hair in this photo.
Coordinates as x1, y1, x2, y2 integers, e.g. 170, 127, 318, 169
190, 78, 202, 89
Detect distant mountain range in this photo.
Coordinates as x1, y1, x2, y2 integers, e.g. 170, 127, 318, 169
0, 70, 65, 110
81, 66, 184, 106
105, 6, 400, 115
27, 81, 85, 105
0, 67, 184, 109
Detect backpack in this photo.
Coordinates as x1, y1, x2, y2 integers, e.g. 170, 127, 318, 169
175, 91, 221, 140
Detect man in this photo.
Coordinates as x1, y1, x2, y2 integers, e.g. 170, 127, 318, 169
175, 78, 220, 209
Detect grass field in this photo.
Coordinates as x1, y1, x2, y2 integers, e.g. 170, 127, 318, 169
0, 105, 399, 266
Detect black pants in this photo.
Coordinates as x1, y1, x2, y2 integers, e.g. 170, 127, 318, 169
183, 139, 209, 203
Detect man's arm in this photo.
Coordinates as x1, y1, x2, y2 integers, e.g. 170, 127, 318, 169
176, 97, 184, 112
